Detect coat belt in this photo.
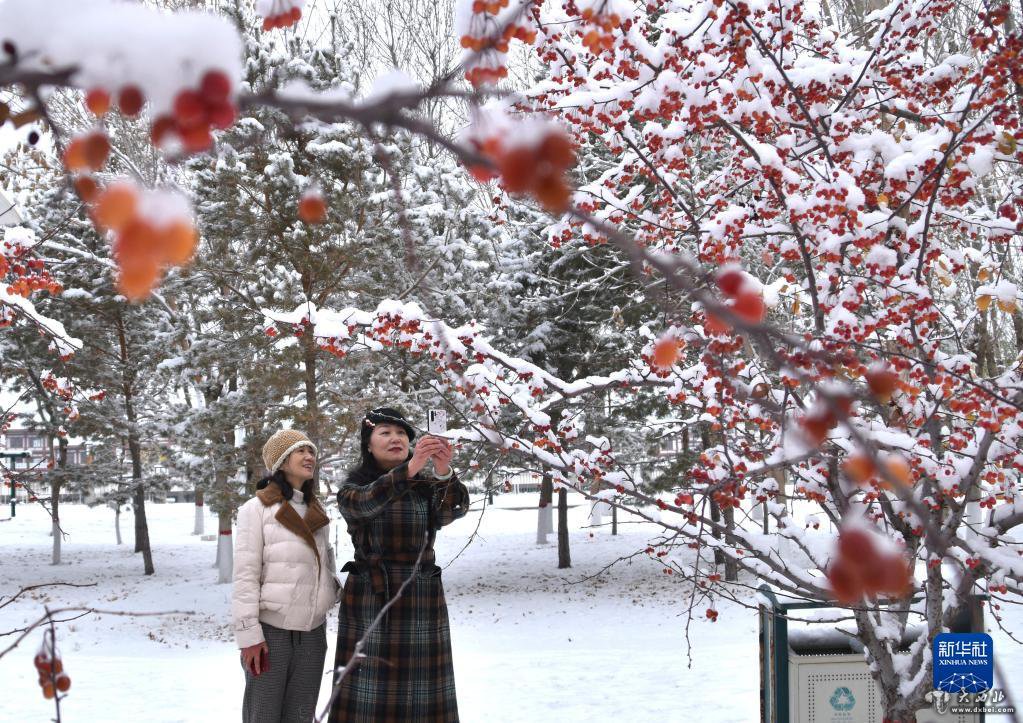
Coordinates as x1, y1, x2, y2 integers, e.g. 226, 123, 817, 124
341, 551, 436, 597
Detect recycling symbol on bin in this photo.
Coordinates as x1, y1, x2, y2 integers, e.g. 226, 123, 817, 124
829, 686, 856, 711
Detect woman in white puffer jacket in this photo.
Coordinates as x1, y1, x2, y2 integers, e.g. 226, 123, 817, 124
232, 429, 340, 723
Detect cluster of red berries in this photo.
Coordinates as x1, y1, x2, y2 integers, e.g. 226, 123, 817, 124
151, 71, 236, 154
708, 267, 766, 333
85, 85, 144, 118
469, 130, 576, 212
259, 0, 303, 30
460, 0, 536, 86
84, 71, 235, 155
579, 9, 623, 54
799, 396, 853, 446
34, 643, 70, 700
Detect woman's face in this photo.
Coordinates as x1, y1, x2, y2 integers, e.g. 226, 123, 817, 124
368, 423, 409, 469
279, 444, 316, 485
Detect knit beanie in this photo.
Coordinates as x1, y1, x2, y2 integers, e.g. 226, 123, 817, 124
262, 429, 317, 473
360, 407, 416, 465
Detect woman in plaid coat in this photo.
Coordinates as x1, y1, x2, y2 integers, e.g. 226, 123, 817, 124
328, 407, 469, 723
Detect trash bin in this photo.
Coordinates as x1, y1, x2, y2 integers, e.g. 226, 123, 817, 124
759, 585, 984, 723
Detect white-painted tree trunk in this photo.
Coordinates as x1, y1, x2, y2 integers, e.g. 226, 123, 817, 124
51, 517, 61, 565
193, 501, 204, 535
536, 504, 553, 544
114, 505, 123, 545
217, 531, 233, 583
216, 511, 233, 583
965, 500, 982, 539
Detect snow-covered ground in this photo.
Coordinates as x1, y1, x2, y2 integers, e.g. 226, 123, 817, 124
1, 496, 1020, 722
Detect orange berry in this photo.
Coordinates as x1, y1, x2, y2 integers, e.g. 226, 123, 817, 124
498, 147, 535, 193
83, 132, 110, 171
883, 456, 913, 488
63, 138, 89, 171
160, 221, 198, 265
115, 219, 157, 261
85, 88, 111, 116
460, 35, 474, 49
842, 454, 875, 484
117, 258, 161, 301
651, 338, 681, 368
94, 184, 138, 232
118, 85, 145, 116
866, 366, 898, 403
538, 131, 575, 169
468, 164, 497, 183
532, 171, 571, 212
42, 683, 55, 699
298, 192, 327, 223
55, 674, 70, 692
74, 176, 99, 203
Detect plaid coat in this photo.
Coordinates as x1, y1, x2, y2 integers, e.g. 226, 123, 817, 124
329, 462, 469, 723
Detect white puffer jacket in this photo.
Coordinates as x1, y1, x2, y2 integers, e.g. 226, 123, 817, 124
231, 484, 340, 648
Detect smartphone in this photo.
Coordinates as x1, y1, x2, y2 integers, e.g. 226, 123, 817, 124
427, 409, 447, 435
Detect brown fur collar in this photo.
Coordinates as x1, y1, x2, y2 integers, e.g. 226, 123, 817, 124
255, 484, 329, 568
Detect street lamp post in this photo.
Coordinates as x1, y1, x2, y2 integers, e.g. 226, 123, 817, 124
1, 451, 31, 517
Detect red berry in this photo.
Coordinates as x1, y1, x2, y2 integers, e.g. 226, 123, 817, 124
732, 291, 765, 324
179, 124, 213, 153
716, 268, 746, 297
150, 115, 178, 146
207, 101, 237, 131
85, 88, 111, 116
199, 70, 231, 103
298, 191, 327, 224
118, 85, 145, 116
173, 90, 206, 127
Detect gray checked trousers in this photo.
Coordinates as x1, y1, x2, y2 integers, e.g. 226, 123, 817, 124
242, 622, 328, 723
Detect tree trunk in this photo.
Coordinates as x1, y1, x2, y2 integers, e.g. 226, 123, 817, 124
301, 329, 322, 480
217, 509, 233, 584
193, 487, 205, 535
611, 503, 617, 535
710, 496, 725, 566
557, 487, 571, 568
723, 505, 739, 582
537, 473, 553, 544
118, 314, 154, 575
114, 504, 123, 545
51, 438, 66, 565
